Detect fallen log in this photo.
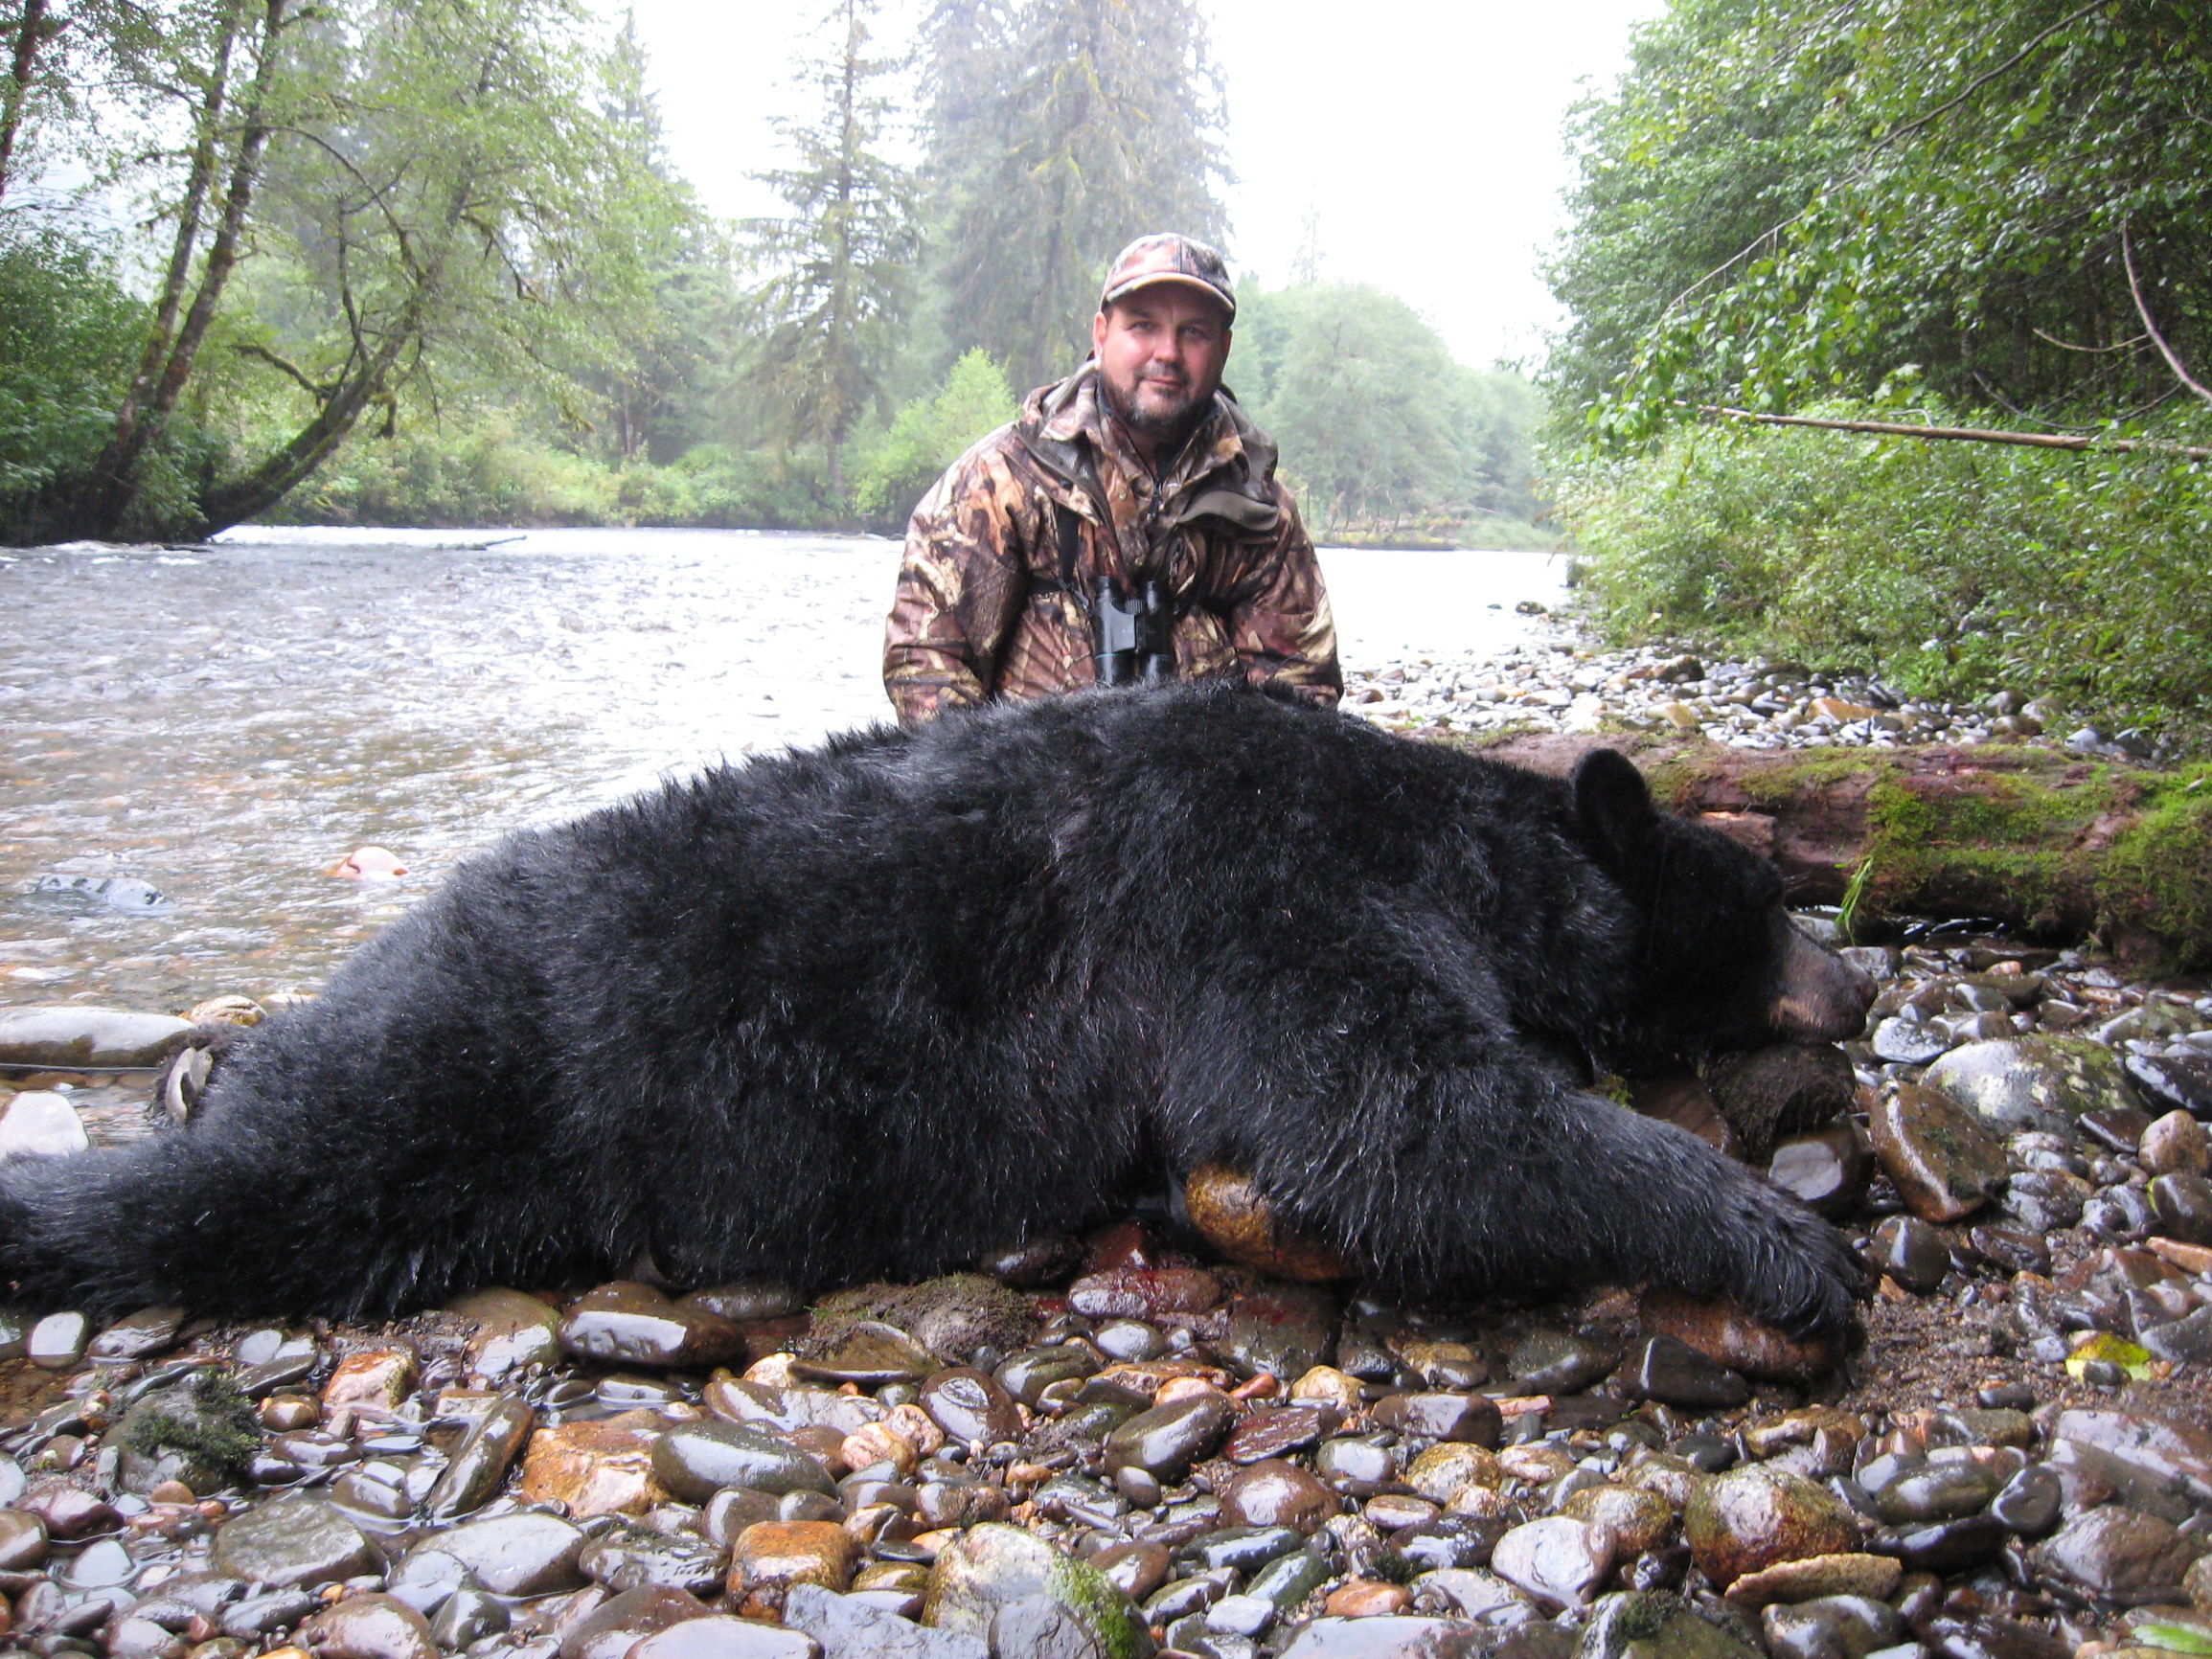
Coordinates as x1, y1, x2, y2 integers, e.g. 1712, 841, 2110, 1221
1436, 734, 2212, 974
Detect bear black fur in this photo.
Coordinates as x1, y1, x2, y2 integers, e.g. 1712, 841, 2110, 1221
0, 682, 1873, 1332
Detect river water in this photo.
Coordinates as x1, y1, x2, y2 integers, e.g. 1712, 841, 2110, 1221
0, 527, 1568, 1011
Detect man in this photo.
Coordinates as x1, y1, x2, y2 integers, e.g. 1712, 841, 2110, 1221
883, 232, 1341, 723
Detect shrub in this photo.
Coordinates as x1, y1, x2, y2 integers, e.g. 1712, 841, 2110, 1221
1548, 405, 2212, 743
852, 351, 1018, 528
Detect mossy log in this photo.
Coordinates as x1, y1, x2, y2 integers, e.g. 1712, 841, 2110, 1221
1439, 734, 2212, 973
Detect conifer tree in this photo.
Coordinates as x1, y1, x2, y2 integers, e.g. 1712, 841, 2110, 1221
918, 0, 1231, 391
745, 0, 917, 495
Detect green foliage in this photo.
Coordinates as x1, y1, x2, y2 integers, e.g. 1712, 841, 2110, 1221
1550, 0, 2212, 441
917, 0, 1229, 389
1551, 406, 2212, 739
285, 419, 838, 531
1236, 283, 1551, 546
853, 349, 1017, 525
0, 0, 702, 542
0, 229, 227, 543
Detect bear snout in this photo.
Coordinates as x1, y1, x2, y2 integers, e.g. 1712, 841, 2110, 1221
1769, 924, 1877, 1042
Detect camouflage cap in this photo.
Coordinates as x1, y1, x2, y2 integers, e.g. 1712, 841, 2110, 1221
1099, 233, 1236, 321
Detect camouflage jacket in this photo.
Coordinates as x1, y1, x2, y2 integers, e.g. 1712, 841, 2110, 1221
882, 367, 1341, 722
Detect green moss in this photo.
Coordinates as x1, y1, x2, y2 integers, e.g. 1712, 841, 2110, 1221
1427, 732, 2212, 967
124, 1371, 261, 1476
2098, 763, 2212, 971
1609, 1594, 1677, 1642
1046, 1556, 1152, 1659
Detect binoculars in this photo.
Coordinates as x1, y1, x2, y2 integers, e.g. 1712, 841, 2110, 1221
1092, 577, 1178, 685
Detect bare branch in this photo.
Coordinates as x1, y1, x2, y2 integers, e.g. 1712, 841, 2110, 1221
234, 340, 334, 400
2032, 326, 2148, 354
2120, 218, 2212, 408
1691, 401, 2212, 462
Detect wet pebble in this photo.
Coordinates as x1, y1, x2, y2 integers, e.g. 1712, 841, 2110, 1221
1370, 1392, 1502, 1445
1225, 1284, 1340, 1379
1767, 1129, 1873, 1219
1869, 1216, 1950, 1293
1867, 1083, 2008, 1222
1684, 1465, 1862, 1589
209, 1493, 378, 1588
1617, 1335, 1749, 1410
786, 1581, 984, 1656
917, 1367, 1021, 1446
559, 1282, 746, 1369
1507, 1329, 1621, 1393
651, 1419, 836, 1505
1922, 1037, 2135, 1136
446, 1286, 564, 1377
1102, 1390, 1233, 1478
520, 1418, 667, 1516
1225, 1404, 1333, 1464
25, 1308, 86, 1370
2150, 1171, 2212, 1244
1761, 1595, 1902, 1659
423, 1392, 534, 1519
1490, 1516, 1610, 1611
297, 1593, 441, 1659
1219, 1458, 1337, 1533
563, 1585, 717, 1659
923, 1523, 1146, 1654
2029, 1504, 2205, 1601
794, 1320, 940, 1387
423, 1511, 589, 1596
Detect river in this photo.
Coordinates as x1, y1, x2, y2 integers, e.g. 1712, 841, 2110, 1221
0, 527, 1568, 1011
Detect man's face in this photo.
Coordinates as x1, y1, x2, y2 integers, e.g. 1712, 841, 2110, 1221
1091, 284, 1232, 443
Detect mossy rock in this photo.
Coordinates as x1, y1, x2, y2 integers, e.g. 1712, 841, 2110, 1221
805, 1274, 1038, 1367
117, 1370, 261, 1495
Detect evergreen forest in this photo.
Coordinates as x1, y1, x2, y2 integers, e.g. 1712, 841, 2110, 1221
0, 0, 1548, 547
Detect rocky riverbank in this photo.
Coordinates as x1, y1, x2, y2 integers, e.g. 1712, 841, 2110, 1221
0, 908, 2207, 1659
1340, 623, 2166, 763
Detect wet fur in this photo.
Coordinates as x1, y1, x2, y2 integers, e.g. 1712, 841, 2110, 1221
0, 683, 1868, 1331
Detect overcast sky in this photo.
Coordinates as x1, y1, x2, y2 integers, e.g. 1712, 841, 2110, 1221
619, 0, 1664, 372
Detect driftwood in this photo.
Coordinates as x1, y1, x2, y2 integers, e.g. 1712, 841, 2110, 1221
1444, 734, 2212, 974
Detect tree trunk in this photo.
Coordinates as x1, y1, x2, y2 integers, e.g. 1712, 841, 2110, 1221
0, 0, 53, 200
110, 0, 246, 465
94, 0, 286, 535
1442, 732, 2212, 974
198, 169, 471, 532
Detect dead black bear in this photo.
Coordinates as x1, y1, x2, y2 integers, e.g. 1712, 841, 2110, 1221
0, 682, 1872, 1331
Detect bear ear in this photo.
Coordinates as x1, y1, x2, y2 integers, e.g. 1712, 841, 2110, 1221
1572, 748, 1658, 870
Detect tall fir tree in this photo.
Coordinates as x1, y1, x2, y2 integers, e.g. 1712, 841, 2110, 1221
745, 0, 917, 495
590, 10, 728, 465
918, 0, 1230, 392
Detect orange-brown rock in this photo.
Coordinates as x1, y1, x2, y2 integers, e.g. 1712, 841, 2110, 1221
322, 1349, 419, 1414
727, 1521, 855, 1615
516, 1420, 667, 1517
1182, 1165, 1355, 1282
1325, 1580, 1414, 1617
1640, 1288, 1844, 1382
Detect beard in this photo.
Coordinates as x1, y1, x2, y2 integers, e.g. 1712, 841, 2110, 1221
1103, 369, 1208, 443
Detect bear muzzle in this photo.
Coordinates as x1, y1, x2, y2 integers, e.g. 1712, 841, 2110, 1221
1769, 925, 1878, 1042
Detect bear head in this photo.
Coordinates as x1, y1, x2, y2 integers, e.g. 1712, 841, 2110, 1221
1571, 748, 1875, 1066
